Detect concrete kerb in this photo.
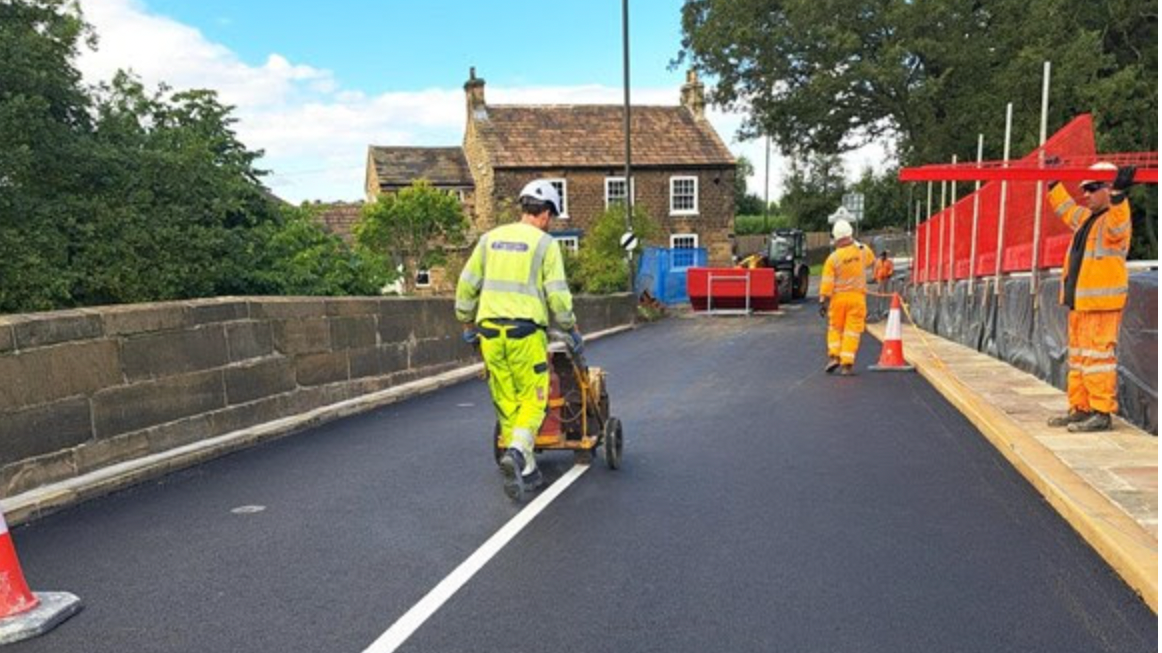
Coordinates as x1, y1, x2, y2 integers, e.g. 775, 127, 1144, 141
866, 322, 1159, 613
0, 324, 637, 527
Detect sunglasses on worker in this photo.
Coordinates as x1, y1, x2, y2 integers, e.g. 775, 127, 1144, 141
1081, 181, 1109, 194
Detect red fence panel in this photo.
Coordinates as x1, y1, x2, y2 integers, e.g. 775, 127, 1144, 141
911, 114, 1106, 281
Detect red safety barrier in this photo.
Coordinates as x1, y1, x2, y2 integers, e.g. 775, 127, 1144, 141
686, 267, 779, 312
907, 115, 1155, 284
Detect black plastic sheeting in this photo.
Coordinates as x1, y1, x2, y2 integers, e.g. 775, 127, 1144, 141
871, 272, 1158, 434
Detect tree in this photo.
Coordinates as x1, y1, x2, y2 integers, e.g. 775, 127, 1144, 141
0, 1, 391, 313
779, 152, 845, 231
568, 205, 663, 294
733, 154, 766, 215
247, 204, 391, 296
675, 0, 1157, 165
849, 166, 909, 231
354, 181, 469, 293
677, 0, 1156, 255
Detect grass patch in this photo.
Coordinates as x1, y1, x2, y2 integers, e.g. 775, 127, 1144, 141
809, 263, 824, 276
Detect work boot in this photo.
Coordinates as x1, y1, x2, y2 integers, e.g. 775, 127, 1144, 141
1047, 410, 1091, 428
1067, 411, 1112, 433
839, 364, 855, 376
825, 357, 841, 374
499, 449, 528, 501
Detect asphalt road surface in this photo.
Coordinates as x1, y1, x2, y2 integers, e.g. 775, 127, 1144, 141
9, 306, 1157, 652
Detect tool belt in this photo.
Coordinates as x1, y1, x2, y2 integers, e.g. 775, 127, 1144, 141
478, 318, 543, 340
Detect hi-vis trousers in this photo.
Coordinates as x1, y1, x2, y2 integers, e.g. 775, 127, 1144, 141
478, 319, 549, 458
1067, 310, 1122, 415
827, 292, 867, 365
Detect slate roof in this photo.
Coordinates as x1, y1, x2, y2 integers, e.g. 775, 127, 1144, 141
474, 105, 735, 168
368, 146, 473, 188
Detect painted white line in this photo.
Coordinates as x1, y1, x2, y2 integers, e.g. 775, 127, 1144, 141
362, 464, 591, 653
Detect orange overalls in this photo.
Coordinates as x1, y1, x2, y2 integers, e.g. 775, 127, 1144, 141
1047, 183, 1131, 415
820, 242, 876, 366
873, 257, 894, 291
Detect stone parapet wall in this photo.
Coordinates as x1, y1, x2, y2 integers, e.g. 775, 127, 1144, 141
0, 294, 636, 496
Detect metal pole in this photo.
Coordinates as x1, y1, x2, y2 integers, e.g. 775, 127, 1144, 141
925, 182, 932, 284
914, 200, 921, 285
938, 177, 946, 293
994, 103, 1013, 296
622, 0, 634, 292
1031, 61, 1051, 303
968, 134, 983, 296
763, 134, 770, 229
949, 154, 957, 291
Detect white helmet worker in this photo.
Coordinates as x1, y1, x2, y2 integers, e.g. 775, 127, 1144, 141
1080, 161, 1117, 189
832, 218, 853, 241
518, 180, 562, 217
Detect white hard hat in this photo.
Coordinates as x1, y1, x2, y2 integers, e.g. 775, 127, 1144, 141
519, 179, 562, 217
1080, 161, 1117, 188
832, 219, 853, 240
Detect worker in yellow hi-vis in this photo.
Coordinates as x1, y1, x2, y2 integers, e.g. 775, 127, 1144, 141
455, 180, 580, 500
819, 219, 876, 376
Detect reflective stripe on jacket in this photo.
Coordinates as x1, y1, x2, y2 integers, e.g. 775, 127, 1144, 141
820, 242, 875, 298
455, 222, 575, 329
1048, 183, 1131, 311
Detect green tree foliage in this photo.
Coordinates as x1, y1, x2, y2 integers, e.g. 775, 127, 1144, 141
779, 153, 845, 231
0, 0, 388, 313
734, 213, 793, 235
733, 154, 766, 215
248, 205, 392, 296
568, 205, 663, 294
676, 0, 1156, 164
677, 0, 1157, 253
849, 166, 909, 231
354, 180, 469, 293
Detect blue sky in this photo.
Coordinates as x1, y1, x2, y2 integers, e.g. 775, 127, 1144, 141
75, 0, 887, 203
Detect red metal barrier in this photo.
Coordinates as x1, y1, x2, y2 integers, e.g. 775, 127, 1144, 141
686, 267, 778, 312
906, 115, 1156, 283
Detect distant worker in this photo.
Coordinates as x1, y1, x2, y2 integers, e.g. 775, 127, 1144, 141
456, 180, 582, 499
873, 250, 894, 293
1045, 162, 1136, 433
819, 219, 875, 375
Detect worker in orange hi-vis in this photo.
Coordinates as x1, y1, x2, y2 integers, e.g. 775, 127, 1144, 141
873, 250, 895, 293
1045, 162, 1137, 433
819, 219, 876, 376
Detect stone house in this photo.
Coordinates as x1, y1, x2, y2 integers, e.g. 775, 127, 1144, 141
364, 68, 737, 293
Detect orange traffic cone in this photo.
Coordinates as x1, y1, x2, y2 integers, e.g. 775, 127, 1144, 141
870, 293, 915, 372
0, 508, 82, 644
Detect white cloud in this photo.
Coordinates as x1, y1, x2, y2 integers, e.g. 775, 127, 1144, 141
74, 0, 890, 205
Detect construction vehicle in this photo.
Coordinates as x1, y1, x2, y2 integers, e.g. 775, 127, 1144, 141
745, 229, 810, 300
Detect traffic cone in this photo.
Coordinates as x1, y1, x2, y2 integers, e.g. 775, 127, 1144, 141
870, 293, 915, 372
0, 508, 82, 644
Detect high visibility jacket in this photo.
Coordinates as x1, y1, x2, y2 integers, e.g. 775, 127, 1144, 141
873, 258, 894, 283
455, 222, 575, 329
820, 241, 875, 298
1047, 183, 1131, 311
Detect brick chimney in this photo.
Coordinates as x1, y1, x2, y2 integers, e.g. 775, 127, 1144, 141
680, 69, 705, 120
465, 66, 486, 115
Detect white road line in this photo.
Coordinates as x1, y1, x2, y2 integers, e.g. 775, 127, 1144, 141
362, 464, 591, 653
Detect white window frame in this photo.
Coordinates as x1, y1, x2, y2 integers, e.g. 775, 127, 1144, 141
604, 176, 636, 209
415, 269, 432, 288
670, 233, 699, 249
670, 176, 699, 216
546, 178, 568, 219
553, 235, 580, 253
